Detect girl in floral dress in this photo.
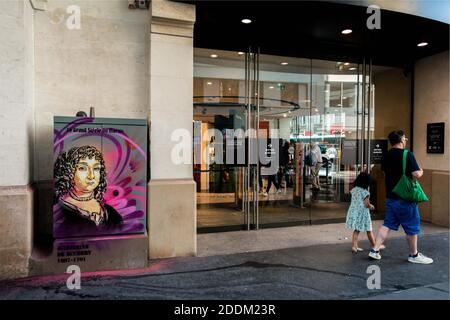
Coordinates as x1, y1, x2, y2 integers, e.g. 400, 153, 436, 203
346, 172, 385, 253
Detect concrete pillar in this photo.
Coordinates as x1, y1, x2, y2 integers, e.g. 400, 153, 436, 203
0, 0, 35, 279
148, 0, 196, 259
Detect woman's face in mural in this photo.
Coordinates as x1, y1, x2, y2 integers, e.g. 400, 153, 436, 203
73, 157, 101, 194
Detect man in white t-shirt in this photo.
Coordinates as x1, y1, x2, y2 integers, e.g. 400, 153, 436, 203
310, 142, 322, 190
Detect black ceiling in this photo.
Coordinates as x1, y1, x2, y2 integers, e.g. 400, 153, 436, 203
179, 0, 449, 69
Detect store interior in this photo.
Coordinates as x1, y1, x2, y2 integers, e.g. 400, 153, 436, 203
193, 48, 394, 231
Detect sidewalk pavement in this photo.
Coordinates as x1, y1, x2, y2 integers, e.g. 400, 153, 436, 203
198, 221, 449, 256
0, 222, 448, 300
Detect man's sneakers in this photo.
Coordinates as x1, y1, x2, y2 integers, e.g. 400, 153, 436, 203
408, 252, 434, 264
369, 249, 433, 264
368, 249, 381, 260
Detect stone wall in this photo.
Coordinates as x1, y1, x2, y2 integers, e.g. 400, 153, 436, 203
34, 0, 150, 182
0, 0, 35, 279
414, 51, 449, 227
0, 0, 35, 186
32, 0, 150, 238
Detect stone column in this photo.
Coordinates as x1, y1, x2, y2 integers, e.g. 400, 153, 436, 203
148, 0, 196, 259
0, 0, 35, 279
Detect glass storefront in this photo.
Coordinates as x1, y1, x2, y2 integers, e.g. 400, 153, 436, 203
193, 48, 405, 232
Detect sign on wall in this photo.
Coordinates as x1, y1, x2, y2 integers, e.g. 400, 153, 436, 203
427, 122, 445, 154
370, 139, 388, 164
53, 116, 147, 238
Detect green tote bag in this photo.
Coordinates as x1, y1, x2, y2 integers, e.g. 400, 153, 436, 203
392, 149, 429, 203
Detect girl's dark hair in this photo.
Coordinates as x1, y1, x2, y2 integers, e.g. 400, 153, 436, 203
353, 172, 372, 190
54, 145, 107, 203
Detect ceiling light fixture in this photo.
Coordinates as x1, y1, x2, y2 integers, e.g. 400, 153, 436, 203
283, 114, 287, 118
210, 54, 218, 58
241, 18, 252, 24
207, 82, 212, 85
341, 29, 352, 35
281, 62, 289, 65
417, 42, 428, 47
238, 52, 245, 55
269, 86, 274, 89
349, 67, 357, 71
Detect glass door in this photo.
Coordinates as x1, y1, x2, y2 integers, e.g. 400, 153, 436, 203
252, 55, 378, 228
308, 58, 376, 223
254, 53, 313, 228
193, 48, 258, 232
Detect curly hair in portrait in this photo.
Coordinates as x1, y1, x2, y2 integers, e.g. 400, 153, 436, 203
54, 145, 107, 203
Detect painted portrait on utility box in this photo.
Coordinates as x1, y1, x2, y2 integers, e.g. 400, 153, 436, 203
53, 117, 147, 238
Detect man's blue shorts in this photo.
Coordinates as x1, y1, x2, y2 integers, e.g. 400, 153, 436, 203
383, 198, 421, 235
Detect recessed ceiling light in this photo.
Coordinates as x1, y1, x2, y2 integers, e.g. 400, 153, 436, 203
238, 52, 245, 55
314, 108, 318, 112
241, 18, 252, 24
210, 54, 218, 58
288, 110, 292, 114
283, 114, 287, 118
269, 86, 274, 89
281, 62, 289, 65
349, 67, 357, 71
344, 63, 350, 66
343, 97, 347, 99
342, 29, 352, 35
417, 42, 428, 47
207, 82, 212, 85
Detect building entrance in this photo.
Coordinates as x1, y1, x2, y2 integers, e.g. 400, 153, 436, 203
194, 48, 385, 232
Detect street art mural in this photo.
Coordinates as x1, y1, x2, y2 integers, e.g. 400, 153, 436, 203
53, 117, 147, 238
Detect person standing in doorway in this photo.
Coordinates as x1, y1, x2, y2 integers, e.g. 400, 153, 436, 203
309, 141, 323, 191
369, 130, 433, 264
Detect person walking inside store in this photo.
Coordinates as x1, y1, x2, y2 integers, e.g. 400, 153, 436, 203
309, 141, 323, 191
346, 171, 385, 253
260, 143, 281, 196
369, 130, 433, 264
277, 139, 290, 189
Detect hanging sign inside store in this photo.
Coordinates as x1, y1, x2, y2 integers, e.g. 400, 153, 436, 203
427, 122, 445, 154
341, 140, 358, 166
370, 139, 388, 164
